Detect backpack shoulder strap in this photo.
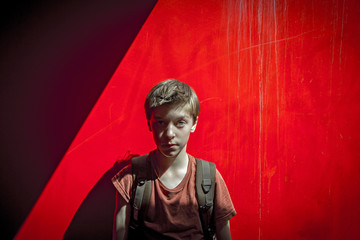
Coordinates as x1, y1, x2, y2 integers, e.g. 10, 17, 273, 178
195, 158, 216, 240
130, 154, 152, 228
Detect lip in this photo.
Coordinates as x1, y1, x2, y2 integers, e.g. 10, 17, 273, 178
162, 143, 177, 148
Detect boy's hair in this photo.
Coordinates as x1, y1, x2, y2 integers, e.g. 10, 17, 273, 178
145, 79, 200, 122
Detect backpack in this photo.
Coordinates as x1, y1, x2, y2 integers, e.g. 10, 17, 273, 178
129, 155, 216, 240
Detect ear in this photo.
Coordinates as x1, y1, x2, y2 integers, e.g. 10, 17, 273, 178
147, 120, 152, 132
190, 117, 198, 133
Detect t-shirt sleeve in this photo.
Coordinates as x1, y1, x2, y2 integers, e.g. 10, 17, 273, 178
111, 164, 133, 203
214, 169, 237, 225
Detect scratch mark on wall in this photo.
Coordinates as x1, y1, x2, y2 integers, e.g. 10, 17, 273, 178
258, 0, 263, 239
178, 30, 314, 80
66, 115, 124, 155
200, 97, 223, 103
263, 166, 277, 193
109, 103, 114, 122
339, 0, 346, 66
273, 0, 280, 151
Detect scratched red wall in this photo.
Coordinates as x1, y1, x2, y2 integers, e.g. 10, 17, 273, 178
16, 0, 360, 239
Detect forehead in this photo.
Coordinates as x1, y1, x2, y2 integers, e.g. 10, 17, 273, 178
151, 104, 192, 119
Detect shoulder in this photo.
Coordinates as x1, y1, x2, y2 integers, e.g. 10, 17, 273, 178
133, 154, 148, 160
191, 155, 215, 165
191, 158, 226, 185
131, 154, 149, 166
111, 164, 131, 183
111, 154, 149, 182
215, 169, 226, 184
192, 157, 217, 174
111, 154, 150, 202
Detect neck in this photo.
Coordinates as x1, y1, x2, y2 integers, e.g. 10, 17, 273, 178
155, 147, 188, 174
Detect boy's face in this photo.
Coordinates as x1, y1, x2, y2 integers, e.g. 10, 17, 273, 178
148, 104, 197, 158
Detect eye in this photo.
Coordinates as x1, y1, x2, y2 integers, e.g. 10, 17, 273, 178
176, 120, 186, 127
157, 120, 165, 125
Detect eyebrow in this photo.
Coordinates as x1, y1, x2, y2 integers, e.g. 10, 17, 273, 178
178, 115, 191, 120
153, 115, 191, 120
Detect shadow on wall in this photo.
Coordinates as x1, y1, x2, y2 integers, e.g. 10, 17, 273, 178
64, 157, 132, 240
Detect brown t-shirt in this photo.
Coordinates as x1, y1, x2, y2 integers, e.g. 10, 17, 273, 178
112, 152, 236, 240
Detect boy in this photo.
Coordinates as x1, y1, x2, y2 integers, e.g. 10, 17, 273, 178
112, 79, 236, 239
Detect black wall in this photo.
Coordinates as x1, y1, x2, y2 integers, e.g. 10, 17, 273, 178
0, 1, 156, 239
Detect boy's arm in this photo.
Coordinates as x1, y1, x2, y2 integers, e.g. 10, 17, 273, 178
114, 193, 131, 240
216, 220, 232, 240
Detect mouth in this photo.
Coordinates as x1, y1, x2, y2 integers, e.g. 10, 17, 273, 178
162, 143, 177, 148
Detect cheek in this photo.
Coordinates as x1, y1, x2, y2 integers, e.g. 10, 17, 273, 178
151, 128, 163, 140
180, 129, 192, 139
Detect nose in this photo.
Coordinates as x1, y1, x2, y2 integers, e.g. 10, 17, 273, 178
165, 124, 175, 139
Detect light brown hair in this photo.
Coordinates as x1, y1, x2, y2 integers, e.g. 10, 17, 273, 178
145, 79, 200, 122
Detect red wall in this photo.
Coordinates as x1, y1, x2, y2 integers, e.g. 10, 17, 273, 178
17, 0, 360, 239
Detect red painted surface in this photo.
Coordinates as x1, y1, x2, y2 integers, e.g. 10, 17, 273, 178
16, 0, 360, 239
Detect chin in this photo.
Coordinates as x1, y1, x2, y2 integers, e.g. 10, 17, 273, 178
160, 150, 178, 158
158, 148, 180, 158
